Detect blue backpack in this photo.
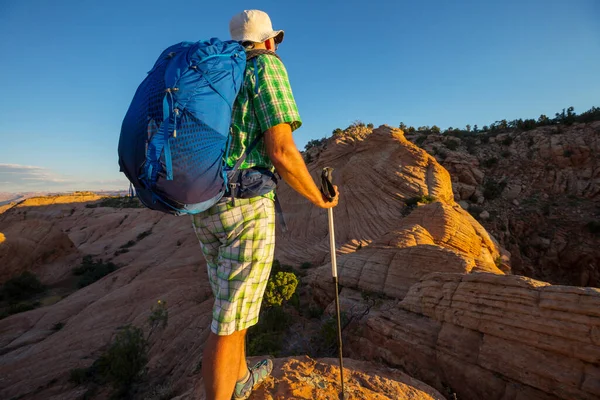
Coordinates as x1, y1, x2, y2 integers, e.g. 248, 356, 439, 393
118, 38, 273, 215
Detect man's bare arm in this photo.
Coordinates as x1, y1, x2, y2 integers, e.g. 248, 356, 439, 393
264, 123, 338, 209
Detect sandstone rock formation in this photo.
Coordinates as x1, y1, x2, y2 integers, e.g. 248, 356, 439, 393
0, 219, 78, 285
5, 121, 599, 400
277, 125, 507, 283
179, 356, 444, 399
248, 356, 444, 400
337, 272, 600, 400
407, 121, 600, 288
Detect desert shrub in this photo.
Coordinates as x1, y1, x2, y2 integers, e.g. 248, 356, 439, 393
415, 135, 427, 147
367, 123, 374, 129
147, 300, 169, 337
437, 150, 448, 160
72, 256, 117, 288
120, 240, 136, 249
69, 368, 93, 385
53, 322, 65, 331
405, 195, 436, 208
247, 266, 299, 357
1, 271, 45, 302
264, 272, 299, 307
307, 305, 324, 319
8, 301, 39, 314
501, 136, 513, 146
304, 137, 327, 151
563, 149, 574, 157
98, 197, 143, 209
480, 135, 490, 144
403, 195, 436, 216
300, 262, 312, 269
247, 306, 292, 356
483, 179, 507, 200
445, 139, 459, 151
310, 312, 350, 357
576, 106, 600, 123
586, 221, 600, 236
136, 229, 152, 241
465, 138, 477, 154
481, 157, 498, 168
501, 150, 511, 158
69, 302, 168, 398
95, 325, 148, 395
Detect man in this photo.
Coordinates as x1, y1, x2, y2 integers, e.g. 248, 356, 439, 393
191, 9, 339, 400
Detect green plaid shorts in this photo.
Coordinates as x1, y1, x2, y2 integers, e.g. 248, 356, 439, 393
191, 197, 276, 335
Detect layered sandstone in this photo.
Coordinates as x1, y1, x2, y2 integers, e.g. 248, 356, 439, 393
343, 272, 600, 400
276, 125, 507, 281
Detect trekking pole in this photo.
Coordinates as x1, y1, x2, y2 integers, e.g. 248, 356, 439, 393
320, 167, 346, 400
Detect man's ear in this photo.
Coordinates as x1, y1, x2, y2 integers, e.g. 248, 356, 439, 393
265, 38, 274, 51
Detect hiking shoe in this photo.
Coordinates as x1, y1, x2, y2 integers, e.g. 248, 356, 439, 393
232, 359, 273, 400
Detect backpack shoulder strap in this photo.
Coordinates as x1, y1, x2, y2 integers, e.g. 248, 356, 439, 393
230, 50, 282, 172
245, 49, 281, 62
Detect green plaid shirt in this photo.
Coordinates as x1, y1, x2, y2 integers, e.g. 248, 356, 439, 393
228, 54, 302, 176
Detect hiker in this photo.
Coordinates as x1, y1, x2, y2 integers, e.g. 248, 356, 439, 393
190, 9, 339, 400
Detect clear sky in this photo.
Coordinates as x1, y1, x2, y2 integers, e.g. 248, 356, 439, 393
0, 0, 598, 193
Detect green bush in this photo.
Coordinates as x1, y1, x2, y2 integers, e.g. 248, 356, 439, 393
405, 195, 436, 207
100, 197, 143, 209
69, 367, 93, 385
310, 313, 349, 357
114, 249, 129, 256
264, 272, 299, 307
122, 240, 137, 249
482, 157, 498, 168
445, 140, 459, 151
1, 271, 45, 302
415, 135, 427, 147
247, 306, 292, 356
483, 179, 507, 200
72, 256, 117, 288
95, 325, 148, 394
136, 229, 152, 241
8, 302, 38, 314
585, 221, 600, 236
563, 149, 574, 157
300, 262, 312, 269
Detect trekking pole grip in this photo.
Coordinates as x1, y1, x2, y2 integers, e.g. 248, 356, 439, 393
320, 167, 336, 202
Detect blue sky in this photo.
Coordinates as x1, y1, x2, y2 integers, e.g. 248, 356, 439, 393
0, 0, 598, 193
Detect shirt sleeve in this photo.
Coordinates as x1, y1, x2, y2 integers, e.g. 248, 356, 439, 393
252, 55, 302, 133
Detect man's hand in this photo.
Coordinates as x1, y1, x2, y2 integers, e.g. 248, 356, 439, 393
264, 123, 340, 208
317, 185, 339, 209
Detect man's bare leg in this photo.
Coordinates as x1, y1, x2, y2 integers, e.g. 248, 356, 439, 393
202, 329, 248, 400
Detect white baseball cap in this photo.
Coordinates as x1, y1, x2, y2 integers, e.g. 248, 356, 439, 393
229, 10, 284, 44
